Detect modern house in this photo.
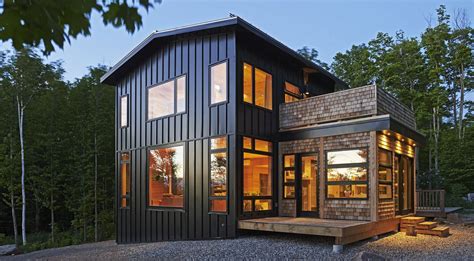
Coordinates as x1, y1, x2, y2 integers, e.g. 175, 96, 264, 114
101, 16, 426, 251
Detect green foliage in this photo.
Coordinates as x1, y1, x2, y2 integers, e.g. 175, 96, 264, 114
0, 0, 161, 55
297, 46, 329, 70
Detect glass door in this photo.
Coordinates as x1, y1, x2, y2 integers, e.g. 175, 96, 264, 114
297, 154, 318, 217
394, 154, 414, 215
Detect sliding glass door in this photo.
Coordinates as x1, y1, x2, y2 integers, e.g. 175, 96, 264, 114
394, 154, 414, 215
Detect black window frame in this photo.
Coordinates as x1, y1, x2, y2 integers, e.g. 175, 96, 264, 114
120, 94, 129, 128
209, 59, 229, 106
146, 74, 187, 121
283, 81, 303, 103
378, 148, 394, 200
208, 135, 229, 215
120, 152, 131, 209
282, 154, 296, 199
146, 142, 187, 212
242, 62, 273, 111
325, 147, 369, 200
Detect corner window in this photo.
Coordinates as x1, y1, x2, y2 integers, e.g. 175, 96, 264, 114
242, 63, 272, 110
120, 153, 130, 208
326, 149, 368, 199
378, 149, 393, 199
148, 145, 185, 208
284, 82, 302, 103
209, 136, 227, 213
210, 61, 227, 105
120, 95, 128, 127
148, 75, 187, 120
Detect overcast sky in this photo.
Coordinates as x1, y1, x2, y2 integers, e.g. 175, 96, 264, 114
1, 0, 472, 86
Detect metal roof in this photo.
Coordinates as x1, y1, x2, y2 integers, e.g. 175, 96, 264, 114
100, 16, 348, 88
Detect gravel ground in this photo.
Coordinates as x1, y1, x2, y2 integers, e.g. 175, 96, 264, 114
2, 224, 474, 260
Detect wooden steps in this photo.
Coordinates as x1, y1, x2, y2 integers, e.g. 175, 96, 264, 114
400, 217, 449, 237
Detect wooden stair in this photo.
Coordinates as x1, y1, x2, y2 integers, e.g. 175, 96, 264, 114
400, 217, 449, 237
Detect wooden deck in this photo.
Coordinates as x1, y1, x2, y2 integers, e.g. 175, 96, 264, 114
238, 216, 400, 249
416, 207, 463, 218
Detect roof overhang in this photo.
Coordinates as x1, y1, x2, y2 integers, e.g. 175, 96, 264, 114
279, 114, 426, 146
100, 16, 348, 88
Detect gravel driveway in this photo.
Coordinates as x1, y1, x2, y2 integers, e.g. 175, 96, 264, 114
3, 224, 474, 260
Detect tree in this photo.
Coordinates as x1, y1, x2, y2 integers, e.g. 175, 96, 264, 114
0, 0, 160, 55
297, 46, 329, 70
331, 44, 375, 87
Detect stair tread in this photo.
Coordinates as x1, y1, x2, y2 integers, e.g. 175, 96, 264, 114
432, 226, 449, 231
418, 221, 437, 225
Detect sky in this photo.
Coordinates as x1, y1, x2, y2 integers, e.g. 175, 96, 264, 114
0, 0, 473, 84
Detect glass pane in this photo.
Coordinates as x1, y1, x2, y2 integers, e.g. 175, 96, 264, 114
120, 96, 128, 127
255, 68, 272, 110
301, 155, 317, 212
210, 152, 227, 196
176, 75, 186, 113
285, 94, 300, 103
379, 184, 393, 199
148, 81, 175, 119
120, 153, 130, 208
243, 137, 252, 150
255, 139, 272, 152
243, 152, 272, 197
243, 200, 252, 212
284, 155, 295, 168
284, 186, 295, 198
284, 170, 295, 183
210, 199, 227, 212
148, 146, 185, 207
378, 166, 392, 181
255, 199, 272, 211
285, 82, 300, 95
210, 61, 227, 104
121, 153, 130, 161
327, 167, 367, 181
327, 149, 367, 165
378, 149, 392, 166
327, 184, 367, 199
243, 63, 253, 103
211, 137, 227, 150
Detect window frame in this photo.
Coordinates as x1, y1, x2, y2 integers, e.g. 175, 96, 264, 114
209, 59, 229, 106
378, 148, 394, 200
146, 142, 187, 212
284, 81, 303, 103
146, 74, 187, 121
282, 154, 296, 199
120, 94, 129, 128
242, 136, 274, 213
242, 62, 273, 111
208, 135, 229, 214
120, 152, 130, 209
325, 147, 369, 200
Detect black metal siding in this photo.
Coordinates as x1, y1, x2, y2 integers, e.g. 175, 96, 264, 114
115, 30, 237, 243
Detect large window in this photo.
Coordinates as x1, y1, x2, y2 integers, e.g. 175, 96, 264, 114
148, 75, 186, 119
120, 153, 130, 208
148, 145, 185, 208
209, 137, 227, 213
378, 149, 393, 199
210, 61, 227, 104
283, 155, 295, 199
242, 63, 272, 110
326, 149, 368, 199
243, 136, 273, 212
120, 95, 128, 128
284, 82, 302, 103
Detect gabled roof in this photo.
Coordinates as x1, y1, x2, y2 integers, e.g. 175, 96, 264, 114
101, 16, 348, 88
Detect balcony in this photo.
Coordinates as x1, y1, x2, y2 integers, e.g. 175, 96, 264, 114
279, 85, 416, 131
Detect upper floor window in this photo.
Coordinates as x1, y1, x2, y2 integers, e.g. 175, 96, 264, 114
148, 145, 185, 208
326, 149, 368, 199
120, 95, 128, 127
242, 63, 272, 110
148, 75, 187, 120
284, 82, 302, 103
210, 61, 227, 105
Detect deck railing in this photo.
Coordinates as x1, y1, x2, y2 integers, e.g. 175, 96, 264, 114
416, 189, 445, 214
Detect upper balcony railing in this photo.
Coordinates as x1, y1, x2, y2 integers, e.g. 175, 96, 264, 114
279, 85, 416, 130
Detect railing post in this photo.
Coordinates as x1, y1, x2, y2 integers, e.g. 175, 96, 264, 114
440, 190, 446, 214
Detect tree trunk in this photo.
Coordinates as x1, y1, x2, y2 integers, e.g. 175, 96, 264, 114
50, 191, 54, 243
35, 198, 40, 232
16, 97, 27, 246
10, 189, 18, 246
94, 133, 98, 242
432, 106, 440, 179
458, 64, 465, 140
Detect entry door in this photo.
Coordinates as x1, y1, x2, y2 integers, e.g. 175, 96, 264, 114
297, 154, 318, 217
394, 154, 414, 215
